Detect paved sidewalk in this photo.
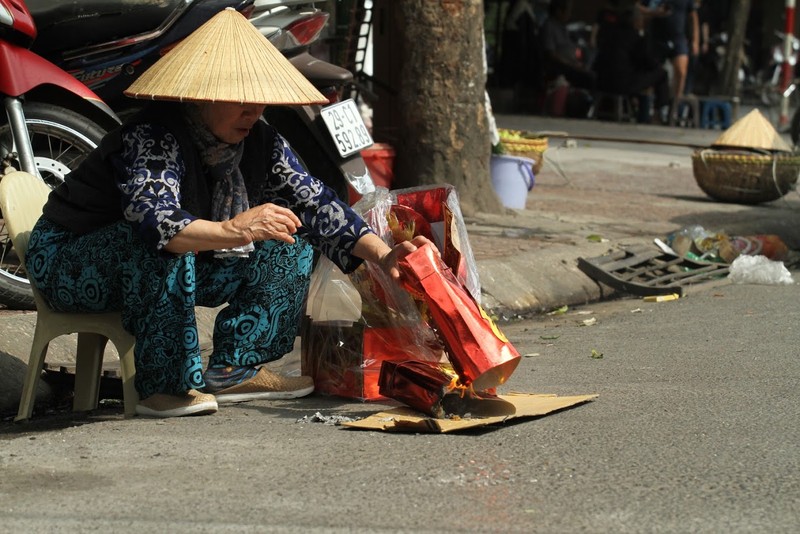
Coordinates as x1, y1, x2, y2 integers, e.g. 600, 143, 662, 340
3, 113, 800, 412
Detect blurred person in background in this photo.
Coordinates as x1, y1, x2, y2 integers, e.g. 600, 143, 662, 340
539, 0, 596, 93
639, 0, 700, 120
594, 0, 670, 123
539, 0, 596, 116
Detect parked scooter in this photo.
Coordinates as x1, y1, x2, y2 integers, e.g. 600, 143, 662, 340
758, 30, 800, 109
249, 0, 375, 203
1, 0, 373, 308
31, 0, 375, 203
0, 0, 120, 309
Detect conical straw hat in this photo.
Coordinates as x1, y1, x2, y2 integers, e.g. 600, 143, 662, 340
711, 109, 792, 152
124, 8, 328, 105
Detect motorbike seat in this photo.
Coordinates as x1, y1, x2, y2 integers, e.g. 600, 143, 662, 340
27, 0, 186, 57
290, 52, 353, 87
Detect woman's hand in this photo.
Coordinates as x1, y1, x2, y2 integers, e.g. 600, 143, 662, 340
353, 233, 438, 282
353, 233, 434, 282
163, 203, 302, 254
229, 203, 302, 245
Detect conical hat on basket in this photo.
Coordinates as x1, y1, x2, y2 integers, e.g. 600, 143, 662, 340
711, 109, 792, 152
124, 8, 327, 105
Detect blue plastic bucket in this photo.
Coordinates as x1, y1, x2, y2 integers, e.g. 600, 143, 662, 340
490, 154, 535, 209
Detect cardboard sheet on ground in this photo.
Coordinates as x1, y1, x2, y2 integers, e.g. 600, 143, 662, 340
342, 392, 598, 433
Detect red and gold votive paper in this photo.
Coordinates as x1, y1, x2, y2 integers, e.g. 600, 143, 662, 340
378, 360, 456, 418
397, 243, 521, 391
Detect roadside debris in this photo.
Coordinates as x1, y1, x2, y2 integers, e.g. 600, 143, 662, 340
342, 393, 598, 433
539, 334, 560, 340
586, 234, 609, 243
643, 294, 679, 303
296, 412, 358, 425
665, 225, 789, 264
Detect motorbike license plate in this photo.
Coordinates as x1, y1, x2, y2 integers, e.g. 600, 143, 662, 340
321, 99, 373, 158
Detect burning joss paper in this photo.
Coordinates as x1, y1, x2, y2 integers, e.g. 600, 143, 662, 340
379, 360, 498, 419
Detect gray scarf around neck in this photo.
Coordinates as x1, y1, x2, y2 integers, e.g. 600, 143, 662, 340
184, 105, 254, 258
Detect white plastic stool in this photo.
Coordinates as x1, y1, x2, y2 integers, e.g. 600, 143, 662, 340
0, 171, 138, 420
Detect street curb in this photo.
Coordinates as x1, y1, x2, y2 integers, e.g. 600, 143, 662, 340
478, 243, 606, 317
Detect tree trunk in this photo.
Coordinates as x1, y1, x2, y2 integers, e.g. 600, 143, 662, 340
392, 0, 501, 214
717, 0, 751, 96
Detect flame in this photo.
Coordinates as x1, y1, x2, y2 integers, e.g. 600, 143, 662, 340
445, 372, 477, 399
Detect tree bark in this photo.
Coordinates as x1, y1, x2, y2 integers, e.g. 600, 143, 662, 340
392, 0, 501, 214
717, 0, 751, 96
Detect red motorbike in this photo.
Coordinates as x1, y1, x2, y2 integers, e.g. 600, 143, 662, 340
0, 0, 120, 309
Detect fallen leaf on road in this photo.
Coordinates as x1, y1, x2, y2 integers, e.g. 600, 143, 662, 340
586, 234, 609, 243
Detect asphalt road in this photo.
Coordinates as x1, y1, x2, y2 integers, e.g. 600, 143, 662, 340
1, 281, 798, 533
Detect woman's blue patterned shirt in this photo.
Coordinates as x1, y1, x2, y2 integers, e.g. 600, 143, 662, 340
112, 120, 373, 273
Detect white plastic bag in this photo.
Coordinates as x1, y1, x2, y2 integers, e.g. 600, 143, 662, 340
728, 255, 795, 285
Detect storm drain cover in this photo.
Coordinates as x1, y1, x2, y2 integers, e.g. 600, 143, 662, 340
577, 245, 730, 297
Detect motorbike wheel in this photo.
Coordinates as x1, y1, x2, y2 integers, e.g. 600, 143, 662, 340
0, 103, 106, 310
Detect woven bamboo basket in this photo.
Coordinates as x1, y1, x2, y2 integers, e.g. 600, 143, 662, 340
691, 149, 800, 204
498, 129, 548, 175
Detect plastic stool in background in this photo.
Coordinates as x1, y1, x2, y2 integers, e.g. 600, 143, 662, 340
700, 99, 732, 129
669, 95, 700, 127
544, 81, 570, 117
362, 143, 395, 190
589, 91, 637, 122
350, 143, 396, 205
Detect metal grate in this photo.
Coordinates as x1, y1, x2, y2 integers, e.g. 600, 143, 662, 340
578, 245, 731, 297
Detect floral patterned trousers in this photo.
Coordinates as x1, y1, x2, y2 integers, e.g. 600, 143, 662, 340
26, 218, 313, 399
